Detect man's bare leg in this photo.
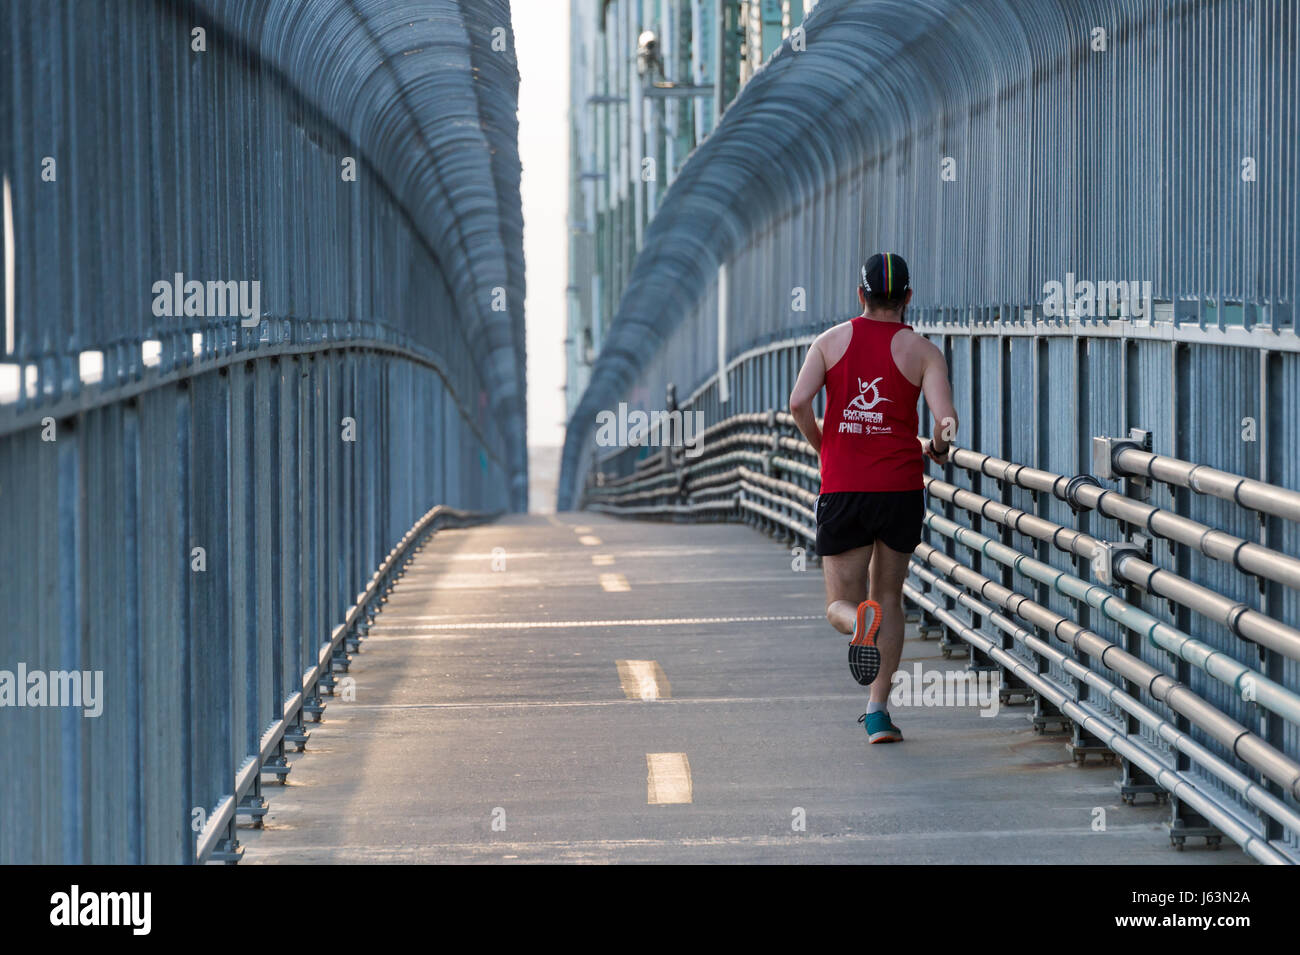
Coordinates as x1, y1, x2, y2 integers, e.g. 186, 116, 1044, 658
865, 542, 913, 705
822, 544, 872, 634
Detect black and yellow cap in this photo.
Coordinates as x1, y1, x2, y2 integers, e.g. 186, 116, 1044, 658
860, 252, 911, 302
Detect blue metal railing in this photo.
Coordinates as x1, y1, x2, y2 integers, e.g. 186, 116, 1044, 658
0, 1, 524, 863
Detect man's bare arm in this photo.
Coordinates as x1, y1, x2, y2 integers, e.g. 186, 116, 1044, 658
919, 344, 958, 464
789, 339, 828, 453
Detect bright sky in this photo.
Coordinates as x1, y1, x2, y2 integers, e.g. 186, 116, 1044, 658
515, 2, 570, 450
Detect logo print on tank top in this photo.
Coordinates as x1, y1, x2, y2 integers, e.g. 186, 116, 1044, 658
841, 376, 893, 433
847, 376, 891, 412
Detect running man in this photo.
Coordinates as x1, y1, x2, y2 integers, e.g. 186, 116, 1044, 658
788, 252, 958, 743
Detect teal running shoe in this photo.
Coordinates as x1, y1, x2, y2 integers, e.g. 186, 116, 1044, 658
858, 710, 903, 744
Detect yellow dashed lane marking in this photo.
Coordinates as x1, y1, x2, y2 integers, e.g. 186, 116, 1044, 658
616, 660, 670, 701
591, 554, 615, 566
646, 753, 693, 805
573, 525, 592, 534
578, 535, 602, 546
599, 573, 630, 592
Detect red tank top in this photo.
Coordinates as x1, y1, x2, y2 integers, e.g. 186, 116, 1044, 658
819, 317, 923, 493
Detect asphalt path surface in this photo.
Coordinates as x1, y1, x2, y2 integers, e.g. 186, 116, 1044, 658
241, 513, 1245, 864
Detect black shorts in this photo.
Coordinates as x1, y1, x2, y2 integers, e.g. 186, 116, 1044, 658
815, 489, 925, 557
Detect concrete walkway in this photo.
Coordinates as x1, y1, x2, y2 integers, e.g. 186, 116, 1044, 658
241, 513, 1246, 864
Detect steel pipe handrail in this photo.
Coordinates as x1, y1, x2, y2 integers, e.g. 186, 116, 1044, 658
739, 478, 817, 525
594, 457, 671, 489
909, 560, 1300, 846
587, 472, 680, 500
924, 476, 1300, 662
691, 481, 744, 500
738, 466, 818, 507
950, 447, 1300, 590
1111, 446, 1300, 525
589, 465, 816, 519
583, 409, 816, 502
587, 415, 807, 492
922, 509, 1300, 727
589, 499, 735, 516
902, 581, 1293, 865
689, 468, 745, 492
0, 334, 506, 464
584, 418, 819, 522
773, 455, 820, 481
738, 496, 816, 541
912, 540, 1300, 801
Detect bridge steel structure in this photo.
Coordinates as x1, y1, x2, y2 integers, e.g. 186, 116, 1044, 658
0, 0, 526, 863
562, 0, 1300, 862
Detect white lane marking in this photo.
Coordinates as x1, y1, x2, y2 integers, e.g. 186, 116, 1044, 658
616, 660, 670, 700
371, 611, 517, 621
372, 614, 822, 631
573, 525, 592, 534
384, 575, 546, 589
599, 573, 630, 592
578, 535, 602, 546
389, 572, 801, 594
647, 753, 693, 805
591, 554, 615, 566
421, 546, 740, 561
410, 550, 560, 561
345, 694, 867, 710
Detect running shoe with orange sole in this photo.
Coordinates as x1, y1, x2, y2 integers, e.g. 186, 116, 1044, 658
847, 599, 882, 686
858, 710, 904, 743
